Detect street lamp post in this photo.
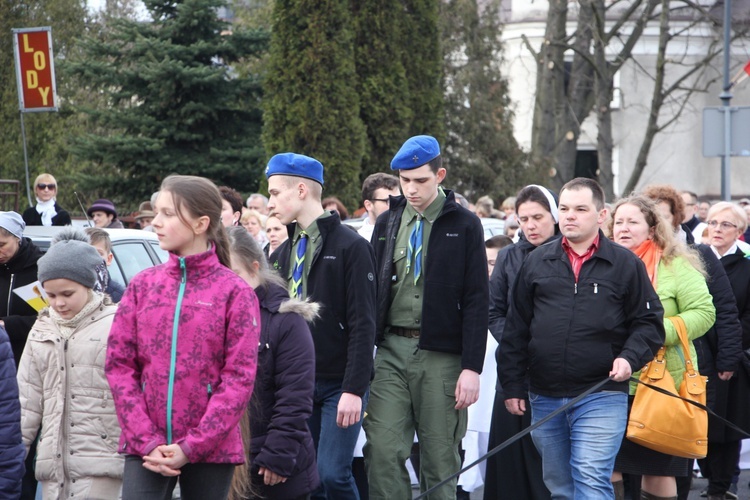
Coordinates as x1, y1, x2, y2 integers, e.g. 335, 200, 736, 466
721, 0, 732, 201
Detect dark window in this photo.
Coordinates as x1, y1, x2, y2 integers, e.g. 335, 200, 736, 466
575, 150, 599, 180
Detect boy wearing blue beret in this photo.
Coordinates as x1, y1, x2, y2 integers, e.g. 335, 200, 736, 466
363, 136, 489, 499
266, 153, 377, 499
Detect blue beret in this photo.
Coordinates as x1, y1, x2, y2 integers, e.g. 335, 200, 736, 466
265, 153, 324, 186
390, 135, 440, 170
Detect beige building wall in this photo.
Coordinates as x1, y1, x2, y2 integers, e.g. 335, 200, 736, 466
499, 0, 750, 199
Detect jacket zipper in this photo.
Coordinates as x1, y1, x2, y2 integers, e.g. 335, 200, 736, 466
166, 258, 187, 444
62, 338, 69, 493
6, 273, 14, 314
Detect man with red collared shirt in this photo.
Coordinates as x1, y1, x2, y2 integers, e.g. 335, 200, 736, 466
499, 178, 664, 499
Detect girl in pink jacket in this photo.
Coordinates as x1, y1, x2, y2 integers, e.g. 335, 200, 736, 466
105, 175, 260, 500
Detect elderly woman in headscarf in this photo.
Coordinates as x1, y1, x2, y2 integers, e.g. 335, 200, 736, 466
22, 173, 71, 227
484, 185, 561, 500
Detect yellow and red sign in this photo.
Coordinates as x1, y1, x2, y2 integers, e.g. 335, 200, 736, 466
12, 27, 58, 112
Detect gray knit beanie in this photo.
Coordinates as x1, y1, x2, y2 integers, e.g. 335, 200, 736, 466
0, 212, 25, 239
37, 239, 102, 288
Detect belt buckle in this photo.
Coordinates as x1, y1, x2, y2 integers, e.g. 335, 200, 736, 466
404, 328, 419, 338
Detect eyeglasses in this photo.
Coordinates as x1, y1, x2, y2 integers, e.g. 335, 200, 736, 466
707, 220, 738, 230
371, 198, 390, 205
36, 183, 56, 190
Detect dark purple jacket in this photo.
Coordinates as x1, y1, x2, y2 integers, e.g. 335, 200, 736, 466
250, 283, 319, 498
0, 326, 23, 496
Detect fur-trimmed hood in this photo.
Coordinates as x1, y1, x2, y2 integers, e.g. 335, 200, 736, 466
257, 282, 320, 322
279, 298, 320, 322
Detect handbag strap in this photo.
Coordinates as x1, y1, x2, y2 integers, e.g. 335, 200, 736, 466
668, 315, 697, 377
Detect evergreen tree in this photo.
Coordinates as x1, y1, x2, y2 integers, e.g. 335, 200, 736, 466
263, 0, 365, 209
352, 0, 412, 178
441, 0, 526, 202
401, 0, 444, 141
66, 0, 268, 206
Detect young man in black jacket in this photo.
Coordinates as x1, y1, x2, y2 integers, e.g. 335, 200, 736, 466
266, 153, 377, 499
364, 135, 488, 500
500, 178, 665, 499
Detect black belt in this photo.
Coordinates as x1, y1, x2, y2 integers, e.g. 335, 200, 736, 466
390, 326, 420, 338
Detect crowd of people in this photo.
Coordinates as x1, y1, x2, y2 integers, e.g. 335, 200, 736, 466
0, 136, 750, 500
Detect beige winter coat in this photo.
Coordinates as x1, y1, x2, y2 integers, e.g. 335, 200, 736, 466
17, 299, 123, 498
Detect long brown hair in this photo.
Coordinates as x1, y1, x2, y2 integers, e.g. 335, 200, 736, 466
610, 194, 706, 275
159, 175, 231, 267
228, 411, 252, 500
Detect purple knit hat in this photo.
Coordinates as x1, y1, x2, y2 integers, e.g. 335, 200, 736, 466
87, 199, 117, 218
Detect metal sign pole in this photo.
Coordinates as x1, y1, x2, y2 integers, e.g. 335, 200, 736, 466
721, 0, 732, 201
19, 112, 32, 207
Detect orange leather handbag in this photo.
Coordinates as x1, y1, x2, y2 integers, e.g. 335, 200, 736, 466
626, 316, 708, 459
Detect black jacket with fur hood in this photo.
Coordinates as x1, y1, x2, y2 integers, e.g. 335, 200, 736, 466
249, 282, 320, 498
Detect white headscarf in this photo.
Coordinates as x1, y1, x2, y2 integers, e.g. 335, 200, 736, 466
527, 185, 559, 223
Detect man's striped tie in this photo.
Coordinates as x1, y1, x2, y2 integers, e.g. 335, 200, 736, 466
406, 215, 423, 285
290, 232, 308, 298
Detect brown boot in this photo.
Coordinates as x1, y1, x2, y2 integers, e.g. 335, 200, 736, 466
640, 491, 677, 500
613, 480, 625, 500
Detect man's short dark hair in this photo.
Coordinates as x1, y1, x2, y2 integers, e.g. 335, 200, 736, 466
560, 178, 605, 210
427, 155, 443, 173
454, 193, 470, 209
219, 186, 243, 214
485, 235, 513, 250
361, 173, 399, 204
681, 190, 698, 204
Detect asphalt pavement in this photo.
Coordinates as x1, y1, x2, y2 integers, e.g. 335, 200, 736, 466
411, 469, 750, 498
688, 469, 750, 499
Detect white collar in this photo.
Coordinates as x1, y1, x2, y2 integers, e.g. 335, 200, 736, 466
711, 242, 738, 259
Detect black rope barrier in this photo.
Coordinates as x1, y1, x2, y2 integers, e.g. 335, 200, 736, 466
413, 375, 750, 499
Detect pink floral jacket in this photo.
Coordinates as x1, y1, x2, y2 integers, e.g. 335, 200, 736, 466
106, 247, 260, 464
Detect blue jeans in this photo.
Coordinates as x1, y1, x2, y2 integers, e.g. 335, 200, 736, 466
308, 379, 368, 500
529, 390, 627, 500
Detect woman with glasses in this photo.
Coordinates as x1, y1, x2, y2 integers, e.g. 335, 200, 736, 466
643, 185, 743, 500
700, 202, 750, 500
22, 174, 71, 227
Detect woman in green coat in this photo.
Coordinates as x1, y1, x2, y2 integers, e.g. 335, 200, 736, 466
610, 194, 715, 500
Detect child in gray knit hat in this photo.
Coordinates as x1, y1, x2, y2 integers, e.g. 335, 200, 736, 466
17, 232, 124, 498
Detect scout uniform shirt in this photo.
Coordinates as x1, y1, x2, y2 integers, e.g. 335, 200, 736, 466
387, 189, 446, 330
